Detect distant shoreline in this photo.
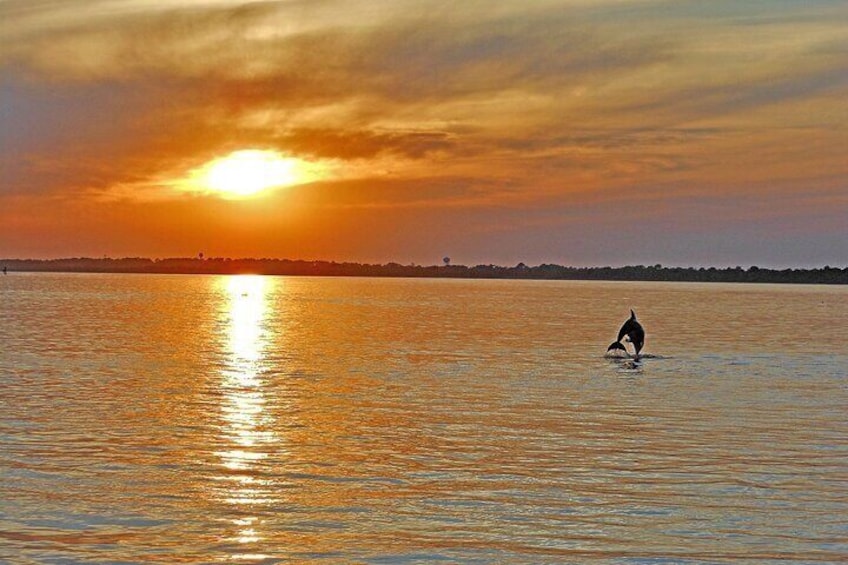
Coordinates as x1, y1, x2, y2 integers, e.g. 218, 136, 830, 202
2, 258, 846, 284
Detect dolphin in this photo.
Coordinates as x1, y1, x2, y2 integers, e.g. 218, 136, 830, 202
607, 309, 645, 357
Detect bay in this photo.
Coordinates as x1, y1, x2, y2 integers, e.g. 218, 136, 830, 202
1, 273, 846, 564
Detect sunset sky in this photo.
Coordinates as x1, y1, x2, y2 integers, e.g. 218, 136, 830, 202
2, 0, 846, 267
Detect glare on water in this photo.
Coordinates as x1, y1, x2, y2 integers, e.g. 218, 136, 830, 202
0, 274, 846, 564
218, 276, 274, 555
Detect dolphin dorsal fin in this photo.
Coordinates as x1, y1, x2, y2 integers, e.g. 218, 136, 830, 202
630, 309, 636, 320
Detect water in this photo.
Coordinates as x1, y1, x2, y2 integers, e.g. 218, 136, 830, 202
1, 273, 846, 564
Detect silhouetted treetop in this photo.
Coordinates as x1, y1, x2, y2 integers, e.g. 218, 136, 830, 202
1, 257, 845, 284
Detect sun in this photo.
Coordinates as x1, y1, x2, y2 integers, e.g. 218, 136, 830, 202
190, 150, 314, 198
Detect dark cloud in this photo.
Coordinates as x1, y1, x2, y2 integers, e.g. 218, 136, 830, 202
273, 128, 455, 160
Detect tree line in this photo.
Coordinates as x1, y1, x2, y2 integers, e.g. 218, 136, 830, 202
2, 257, 846, 284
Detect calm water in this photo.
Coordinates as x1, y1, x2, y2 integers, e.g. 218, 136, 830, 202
1, 273, 846, 564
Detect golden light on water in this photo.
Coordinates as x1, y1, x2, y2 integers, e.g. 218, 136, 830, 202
217, 275, 275, 554
226, 275, 268, 370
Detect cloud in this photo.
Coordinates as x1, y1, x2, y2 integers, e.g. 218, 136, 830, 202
271, 128, 456, 160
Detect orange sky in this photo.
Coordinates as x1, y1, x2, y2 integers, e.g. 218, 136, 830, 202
1, 1, 846, 267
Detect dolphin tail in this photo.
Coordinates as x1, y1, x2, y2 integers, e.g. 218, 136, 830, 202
607, 341, 626, 352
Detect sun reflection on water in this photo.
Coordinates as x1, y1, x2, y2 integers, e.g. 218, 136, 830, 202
216, 275, 276, 557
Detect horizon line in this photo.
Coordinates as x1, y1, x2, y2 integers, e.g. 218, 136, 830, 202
2, 256, 846, 272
